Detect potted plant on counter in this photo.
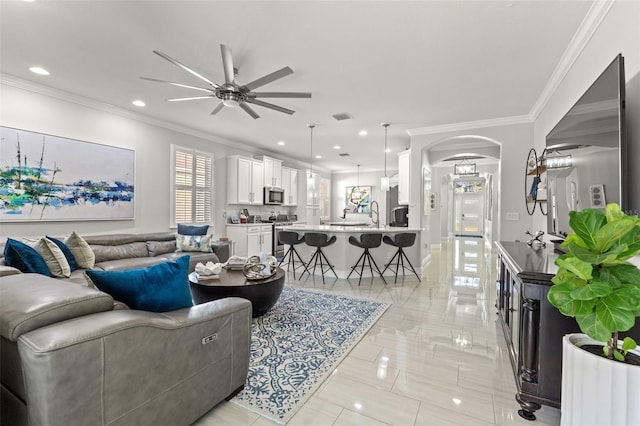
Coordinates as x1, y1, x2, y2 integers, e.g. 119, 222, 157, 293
547, 203, 640, 425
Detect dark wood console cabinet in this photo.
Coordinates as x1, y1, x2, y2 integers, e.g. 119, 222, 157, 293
497, 241, 640, 421
496, 241, 580, 421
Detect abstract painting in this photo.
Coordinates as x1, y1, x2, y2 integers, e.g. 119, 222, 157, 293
345, 185, 371, 214
1, 127, 135, 221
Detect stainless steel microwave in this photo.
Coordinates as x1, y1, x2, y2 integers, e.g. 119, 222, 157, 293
264, 187, 284, 205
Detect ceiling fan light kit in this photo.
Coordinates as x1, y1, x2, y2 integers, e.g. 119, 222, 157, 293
141, 44, 311, 119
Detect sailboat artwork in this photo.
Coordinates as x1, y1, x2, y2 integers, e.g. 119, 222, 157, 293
0, 127, 135, 221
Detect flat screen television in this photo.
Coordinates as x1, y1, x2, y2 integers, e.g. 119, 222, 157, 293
546, 54, 626, 239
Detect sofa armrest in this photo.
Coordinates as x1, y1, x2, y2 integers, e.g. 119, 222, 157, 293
0, 274, 114, 341
17, 297, 251, 426
211, 241, 230, 263
0, 264, 21, 277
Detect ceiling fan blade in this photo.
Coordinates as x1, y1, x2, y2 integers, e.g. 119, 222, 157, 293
249, 92, 312, 99
242, 67, 294, 92
211, 102, 225, 115
153, 50, 219, 88
220, 44, 235, 84
245, 98, 295, 115
140, 77, 213, 93
239, 102, 260, 119
167, 96, 214, 102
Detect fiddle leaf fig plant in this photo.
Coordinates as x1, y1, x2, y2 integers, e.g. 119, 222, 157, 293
547, 203, 640, 362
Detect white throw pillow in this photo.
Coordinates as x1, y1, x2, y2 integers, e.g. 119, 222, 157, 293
65, 231, 95, 269
176, 234, 213, 253
31, 237, 71, 278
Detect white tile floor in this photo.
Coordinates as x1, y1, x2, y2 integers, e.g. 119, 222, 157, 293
194, 237, 561, 425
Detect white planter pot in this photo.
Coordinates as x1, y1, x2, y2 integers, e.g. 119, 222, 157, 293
561, 333, 640, 426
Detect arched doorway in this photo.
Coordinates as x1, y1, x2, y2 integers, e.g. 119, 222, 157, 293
421, 136, 501, 249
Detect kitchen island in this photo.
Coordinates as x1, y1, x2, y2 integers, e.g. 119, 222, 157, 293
278, 224, 423, 279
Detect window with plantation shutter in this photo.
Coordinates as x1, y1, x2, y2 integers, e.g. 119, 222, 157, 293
170, 145, 213, 227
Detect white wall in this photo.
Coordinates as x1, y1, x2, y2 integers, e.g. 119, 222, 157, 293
0, 82, 317, 238
410, 122, 534, 246
532, 0, 640, 233
330, 170, 389, 225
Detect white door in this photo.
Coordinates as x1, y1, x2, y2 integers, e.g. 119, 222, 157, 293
261, 226, 273, 255
236, 157, 253, 204
454, 193, 484, 237
251, 161, 264, 204
247, 231, 261, 256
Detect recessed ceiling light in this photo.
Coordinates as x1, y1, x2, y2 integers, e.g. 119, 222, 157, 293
132, 100, 146, 107
358, 130, 368, 136
333, 145, 341, 150
315, 155, 322, 159
24, 0, 36, 2
277, 141, 285, 146
385, 148, 391, 153
29, 66, 49, 76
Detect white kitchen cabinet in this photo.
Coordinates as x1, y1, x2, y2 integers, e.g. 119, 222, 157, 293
305, 205, 321, 226
226, 224, 273, 256
262, 156, 282, 188
281, 166, 299, 206
228, 156, 264, 205
398, 150, 411, 205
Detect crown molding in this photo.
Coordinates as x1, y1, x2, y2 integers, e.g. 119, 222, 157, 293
528, 0, 615, 120
1, 73, 332, 172
407, 0, 615, 137
1, 73, 255, 151
406, 114, 531, 137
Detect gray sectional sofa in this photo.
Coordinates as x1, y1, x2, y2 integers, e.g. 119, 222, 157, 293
0, 233, 250, 426
0, 232, 230, 283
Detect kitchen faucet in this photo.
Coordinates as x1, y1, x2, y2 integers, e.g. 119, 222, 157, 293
369, 200, 380, 228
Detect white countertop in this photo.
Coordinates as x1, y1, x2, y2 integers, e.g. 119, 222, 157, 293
226, 223, 274, 227
278, 224, 422, 233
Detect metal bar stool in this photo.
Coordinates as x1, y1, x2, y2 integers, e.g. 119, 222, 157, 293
302, 232, 338, 282
277, 231, 309, 279
347, 233, 387, 285
381, 233, 421, 283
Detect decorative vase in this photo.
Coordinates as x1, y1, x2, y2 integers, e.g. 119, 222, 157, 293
561, 333, 640, 426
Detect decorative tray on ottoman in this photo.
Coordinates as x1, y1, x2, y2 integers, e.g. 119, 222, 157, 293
243, 255, 277, 280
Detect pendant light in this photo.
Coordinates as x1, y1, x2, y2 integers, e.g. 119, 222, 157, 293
381, 123, 390, 191
356, 164, 360, 191
308, 124, 315, 178
307, 124, 316, 204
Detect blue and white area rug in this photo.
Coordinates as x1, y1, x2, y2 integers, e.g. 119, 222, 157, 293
231, 287, 390, 424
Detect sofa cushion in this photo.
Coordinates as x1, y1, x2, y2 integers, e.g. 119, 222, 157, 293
95, 257, 167, 271
177, 224, 209, 235
65, 232, 95, 269
176, 234, 212, 253
46, 236, 78, 272
0, 274, 114, 341
91, 242, 149, 263
31, 237, 71, 278
85, 255, 193, 313
146, 240, 177, 257
3, 239, 50, 277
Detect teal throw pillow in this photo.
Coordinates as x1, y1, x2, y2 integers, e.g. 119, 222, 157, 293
3, 238, 51, 276
86, 255, 193, 313
177, 224, 209, 235
46, 236, 78, 272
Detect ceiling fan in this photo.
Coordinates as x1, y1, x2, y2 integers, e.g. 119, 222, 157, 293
141, 44, 311, 119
